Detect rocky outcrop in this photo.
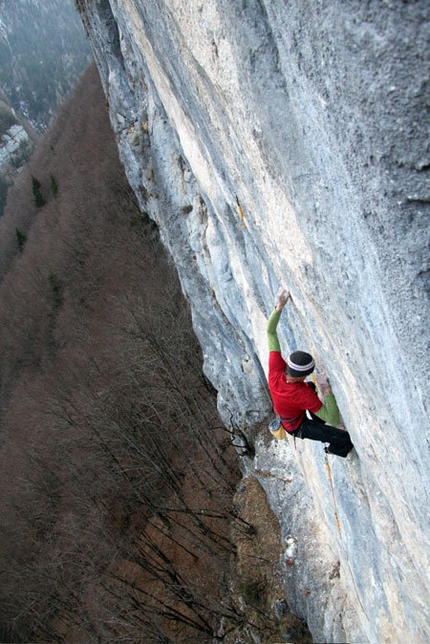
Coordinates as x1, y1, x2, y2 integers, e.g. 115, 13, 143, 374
0, 96, 38, 214
0, 123, 33, 167
77, 1, 430, 642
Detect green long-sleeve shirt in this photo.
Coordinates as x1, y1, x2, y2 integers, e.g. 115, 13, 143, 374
267, 308, 340, 425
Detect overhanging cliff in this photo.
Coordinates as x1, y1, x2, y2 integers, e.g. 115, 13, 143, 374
77, 1, 429, 642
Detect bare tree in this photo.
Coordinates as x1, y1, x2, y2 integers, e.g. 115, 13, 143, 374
0, 62, 295, 644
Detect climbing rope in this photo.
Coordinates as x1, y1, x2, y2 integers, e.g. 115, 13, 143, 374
311, 378, 370, 621
324, 449, 342, 535
311, 373, 342, 535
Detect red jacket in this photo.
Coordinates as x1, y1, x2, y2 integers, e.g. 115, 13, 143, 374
268, 351, 322, 432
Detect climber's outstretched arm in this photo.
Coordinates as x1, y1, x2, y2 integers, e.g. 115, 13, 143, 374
267, 288, 290, 352
267, 287, 341, 426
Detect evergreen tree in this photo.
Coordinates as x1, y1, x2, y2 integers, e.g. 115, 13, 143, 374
15, 228, 27, 252
47, 271, 64, 311
50, 174, 58, 196
31, 175, 46, 208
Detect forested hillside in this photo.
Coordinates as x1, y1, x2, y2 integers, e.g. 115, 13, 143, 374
0, 63, 309, 644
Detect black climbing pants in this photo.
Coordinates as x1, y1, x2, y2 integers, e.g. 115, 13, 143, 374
295, 413, 354, 458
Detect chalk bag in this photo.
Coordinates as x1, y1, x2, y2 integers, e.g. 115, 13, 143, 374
269, 417, 286, 441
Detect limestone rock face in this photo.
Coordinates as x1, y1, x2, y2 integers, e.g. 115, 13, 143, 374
78, 1, 429, 642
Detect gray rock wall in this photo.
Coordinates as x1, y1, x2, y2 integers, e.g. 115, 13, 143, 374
78, 1, 430, 642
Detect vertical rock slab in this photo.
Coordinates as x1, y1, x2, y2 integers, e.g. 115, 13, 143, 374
77, 1, 430, 642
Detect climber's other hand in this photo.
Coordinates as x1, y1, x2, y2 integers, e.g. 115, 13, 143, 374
316, 371, 332, 395
276, 287, 290, 309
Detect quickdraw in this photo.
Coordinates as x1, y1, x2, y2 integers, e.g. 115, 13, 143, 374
235, 194, 246, 229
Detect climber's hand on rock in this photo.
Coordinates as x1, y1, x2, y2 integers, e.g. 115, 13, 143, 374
316, 371, 332, 396
276, 287, 290, 311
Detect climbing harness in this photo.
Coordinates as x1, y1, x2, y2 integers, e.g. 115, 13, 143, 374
235, 194, 246, 228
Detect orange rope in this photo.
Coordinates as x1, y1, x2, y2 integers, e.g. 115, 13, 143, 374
312, 372, 341, 533
325, 451, 342, 534
314, 372, 369, 618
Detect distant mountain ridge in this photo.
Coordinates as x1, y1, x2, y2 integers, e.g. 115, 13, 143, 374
0, 0, 92, 131
0, 0, 92, 215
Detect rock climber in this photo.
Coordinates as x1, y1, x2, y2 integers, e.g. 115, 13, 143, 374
267, 287, 354, 458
